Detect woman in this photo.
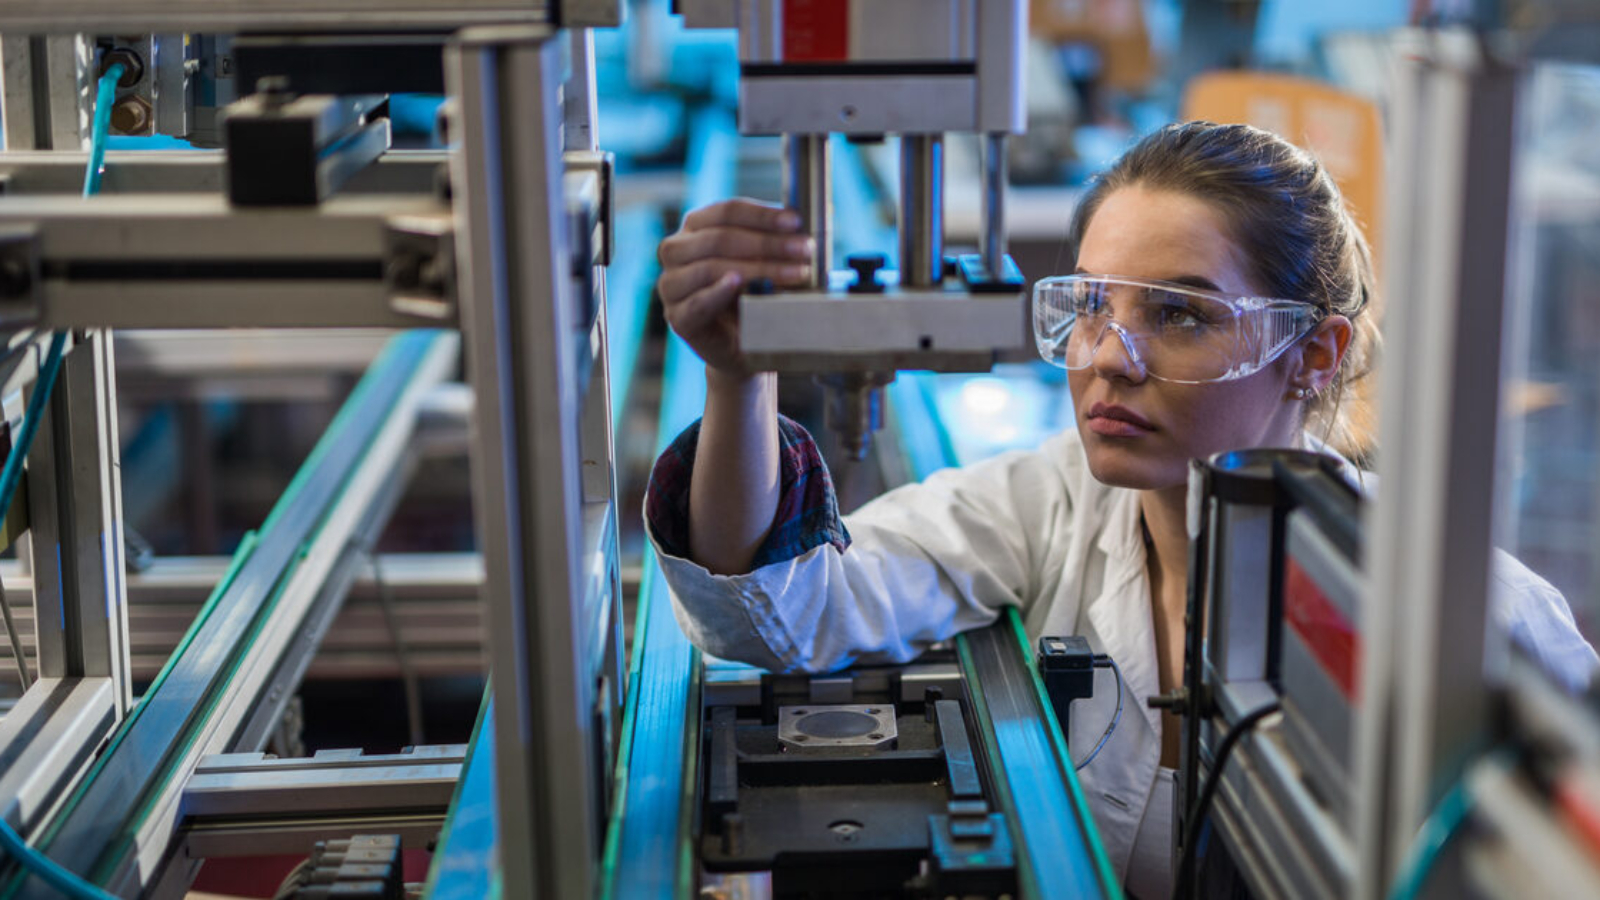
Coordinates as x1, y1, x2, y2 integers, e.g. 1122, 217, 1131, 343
644, 122, 1596, 897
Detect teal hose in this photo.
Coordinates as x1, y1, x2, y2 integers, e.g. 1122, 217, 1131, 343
0, 333, 64, 522
1386, 778, 1476, 900
0, 817, 112, 900
83, 63, 125, 197
0, 61, 122, 900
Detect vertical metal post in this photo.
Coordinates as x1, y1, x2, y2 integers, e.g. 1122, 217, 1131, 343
899, 133, 943, 288
0, 35, 92, 152
23, 332, 132, 713
1360, 28, 1517, 898
981, 132, 1008, 278
152, 33, 193, 138
565, 29, 596, 153
784, 133, 831, 288
1, 36, 40, 151
447, 25, 599, 900
569, 22, 627, 791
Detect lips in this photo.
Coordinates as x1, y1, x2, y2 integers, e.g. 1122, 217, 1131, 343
1085, 402, 1155, 437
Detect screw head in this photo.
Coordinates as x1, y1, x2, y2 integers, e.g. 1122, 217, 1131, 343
109, 94, 152, 135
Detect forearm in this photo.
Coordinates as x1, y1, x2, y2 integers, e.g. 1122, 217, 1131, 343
689, 367, 780, 574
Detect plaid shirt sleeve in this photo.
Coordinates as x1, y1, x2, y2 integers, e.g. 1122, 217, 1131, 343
645, 414, 850, 568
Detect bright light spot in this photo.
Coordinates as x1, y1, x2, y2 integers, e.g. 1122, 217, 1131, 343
959, 377, 1013, 416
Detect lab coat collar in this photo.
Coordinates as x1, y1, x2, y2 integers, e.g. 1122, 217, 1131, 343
1086, 487, 1166, 742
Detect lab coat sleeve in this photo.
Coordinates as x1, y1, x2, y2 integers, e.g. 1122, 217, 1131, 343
645, 418, 1066, 673
1490, 548, 1600, 693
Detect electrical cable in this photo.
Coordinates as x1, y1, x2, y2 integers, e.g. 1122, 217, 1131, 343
272, 856, 314, 900
0, 62, 126, 900
369, 551, 425, 747
1075, 654, 1124, 770
1170, 701, 1281, 900
1385, 773, 1478, 900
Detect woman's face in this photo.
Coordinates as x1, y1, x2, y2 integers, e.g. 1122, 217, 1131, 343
1067, 186, 1304, 491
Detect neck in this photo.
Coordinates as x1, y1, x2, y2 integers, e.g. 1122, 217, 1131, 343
1139, 484, 1191, 611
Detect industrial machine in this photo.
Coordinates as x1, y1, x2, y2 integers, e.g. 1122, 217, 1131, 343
1166, 16, 1600, 900
1169, 448, 1363, 899
0, 3, 626, 897
0, 2, 1123, 898
679, 0, 1031, 459
598, 44, 1118, 895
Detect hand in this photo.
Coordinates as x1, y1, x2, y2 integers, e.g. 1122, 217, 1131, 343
656, 199, 815, 375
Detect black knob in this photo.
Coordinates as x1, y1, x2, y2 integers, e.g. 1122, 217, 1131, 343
846, 253, 887, 294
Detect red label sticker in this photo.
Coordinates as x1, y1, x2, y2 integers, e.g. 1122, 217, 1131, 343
783, 0, 850, 62
1284, 557, 1361, 702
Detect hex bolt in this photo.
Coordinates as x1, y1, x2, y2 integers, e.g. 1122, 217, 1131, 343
109, 94, 152, 135
99, 47, 144, 88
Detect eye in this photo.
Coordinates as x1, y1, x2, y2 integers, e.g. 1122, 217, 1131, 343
1072, 282, 1110, 316
1151, 292, 1215, 329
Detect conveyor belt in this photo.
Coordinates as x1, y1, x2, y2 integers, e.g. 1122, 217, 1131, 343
598, 103, 734, 900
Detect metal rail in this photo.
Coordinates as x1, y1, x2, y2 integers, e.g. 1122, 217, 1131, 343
0, 329, 457, 899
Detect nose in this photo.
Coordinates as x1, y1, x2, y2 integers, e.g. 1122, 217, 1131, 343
1085, 321, 1148, 382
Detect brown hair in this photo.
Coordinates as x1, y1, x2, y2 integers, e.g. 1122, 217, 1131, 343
1065, 121, 1381, 461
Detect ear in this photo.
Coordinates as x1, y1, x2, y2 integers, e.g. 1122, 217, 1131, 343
1294, 315, 1352, 393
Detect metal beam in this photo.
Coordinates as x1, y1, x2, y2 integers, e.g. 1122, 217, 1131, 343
448, 24, 609, 900
0, 2, 554, 34
0, 150, 445, 196
0, 194, 455, 329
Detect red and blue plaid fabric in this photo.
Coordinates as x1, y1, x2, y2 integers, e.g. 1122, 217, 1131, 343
646, 415, 850, 568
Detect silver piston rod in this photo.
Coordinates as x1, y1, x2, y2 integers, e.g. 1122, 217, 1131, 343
982, 132, 1007, 278
899, 133, 944, 288
783, 133, 831, 287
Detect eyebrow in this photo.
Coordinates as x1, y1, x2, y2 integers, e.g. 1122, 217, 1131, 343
1073, 269, 1224, 292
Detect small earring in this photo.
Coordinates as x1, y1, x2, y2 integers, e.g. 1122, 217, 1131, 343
1292, 387, 1310, 400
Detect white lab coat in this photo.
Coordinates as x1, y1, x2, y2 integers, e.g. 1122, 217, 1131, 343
648, 426, 1598, 891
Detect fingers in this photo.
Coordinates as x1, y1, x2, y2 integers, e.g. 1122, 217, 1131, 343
659, 226, 814, 268
658, 258, 810, 308
682, 199, 803, 234
668, 271, 743, 338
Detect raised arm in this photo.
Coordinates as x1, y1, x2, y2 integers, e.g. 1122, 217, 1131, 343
655, 200, 815, 574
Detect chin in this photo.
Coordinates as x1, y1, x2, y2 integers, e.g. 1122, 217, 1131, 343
1079, 433, 1189, 491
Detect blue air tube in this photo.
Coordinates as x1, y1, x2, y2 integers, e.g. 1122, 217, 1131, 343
83, 62, 125, 197
0, 62, 123, 900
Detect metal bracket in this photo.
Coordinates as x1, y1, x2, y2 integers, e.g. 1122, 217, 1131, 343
224, 92, 390, 206
0, 228, 41, 326
384, 215, 457, 321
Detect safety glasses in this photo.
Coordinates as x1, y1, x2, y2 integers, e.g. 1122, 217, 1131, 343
1032, 274, 1324, 384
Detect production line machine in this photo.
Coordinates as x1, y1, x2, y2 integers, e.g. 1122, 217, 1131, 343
0, 2, 1127, 899
8, 3, 1595, 899
0, 3, 630, 897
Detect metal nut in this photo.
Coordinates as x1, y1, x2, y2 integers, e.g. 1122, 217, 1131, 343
110, 95, 152, 135
100, 47, 144, 88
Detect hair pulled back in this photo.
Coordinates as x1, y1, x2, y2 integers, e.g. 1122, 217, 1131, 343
1065, 121, 1381, 461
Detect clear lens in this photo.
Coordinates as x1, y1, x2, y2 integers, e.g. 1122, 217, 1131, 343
1033, 275, 1320, 383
